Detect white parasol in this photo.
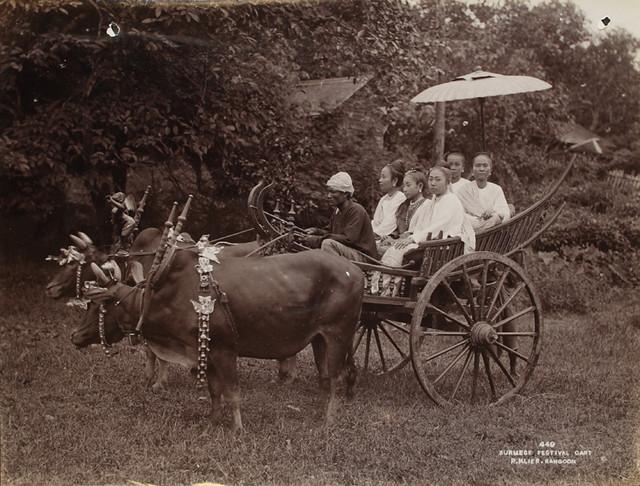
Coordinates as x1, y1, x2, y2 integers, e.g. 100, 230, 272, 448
411, 70, 552, 150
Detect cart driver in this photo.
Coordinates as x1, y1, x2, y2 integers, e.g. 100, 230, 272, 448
302, 172, 378, 262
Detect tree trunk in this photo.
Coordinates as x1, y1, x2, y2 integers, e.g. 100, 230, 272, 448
432, 101, 446, 163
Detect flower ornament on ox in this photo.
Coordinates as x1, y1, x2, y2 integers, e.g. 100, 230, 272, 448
191, 295, 216, 316
197, 257, 214, 275
196, 234, 211, 250
66, 278, 100, 310
46, 246, 85, 266
200, 245, 222, 265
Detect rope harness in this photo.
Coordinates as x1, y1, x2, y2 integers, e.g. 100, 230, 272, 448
97, 304, 112, 355
66, 256, 90, 310
85, 242, 238, 390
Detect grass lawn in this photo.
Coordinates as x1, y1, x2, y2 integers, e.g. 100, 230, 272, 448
1, 261, 639, 486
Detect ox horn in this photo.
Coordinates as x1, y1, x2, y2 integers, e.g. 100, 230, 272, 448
129, 261, 145, 285
77, 231, 94, 246
91, 262, 111, 286
70, 234, 88, 250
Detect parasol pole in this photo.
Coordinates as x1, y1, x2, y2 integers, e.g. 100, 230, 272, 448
431, 0, 446, 162
479, 97, 486, 151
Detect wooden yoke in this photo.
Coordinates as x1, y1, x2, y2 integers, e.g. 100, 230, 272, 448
135, 202, 178, 333
170, 195, 193, 244
133, 185, 152, 227
150, 195, 194, 288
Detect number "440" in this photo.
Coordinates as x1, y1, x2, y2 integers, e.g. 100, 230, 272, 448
538, 441, 556, 448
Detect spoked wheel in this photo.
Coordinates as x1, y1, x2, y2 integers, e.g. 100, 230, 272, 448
410, 252, 542, 406
353, 311, 412, 375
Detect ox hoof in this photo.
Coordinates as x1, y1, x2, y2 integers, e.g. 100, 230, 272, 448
151, 382, 167, 393
346, 389, 355, 402
318, 378, 330, 392
209, 408, 223, 425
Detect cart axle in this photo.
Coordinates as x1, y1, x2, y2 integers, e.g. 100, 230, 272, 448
470, 322, 498, 347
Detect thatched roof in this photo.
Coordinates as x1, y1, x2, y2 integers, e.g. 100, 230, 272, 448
288, 75, 373, 115
553, 121, 611, 154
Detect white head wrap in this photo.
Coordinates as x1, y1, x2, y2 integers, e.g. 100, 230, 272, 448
326, 172, 354, 195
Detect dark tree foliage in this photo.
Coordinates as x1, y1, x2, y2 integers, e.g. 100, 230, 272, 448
0, 0, 638, 254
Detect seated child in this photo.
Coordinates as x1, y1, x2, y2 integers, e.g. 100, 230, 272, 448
376, 169, 428, 254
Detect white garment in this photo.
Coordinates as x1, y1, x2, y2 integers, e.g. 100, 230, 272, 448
380, 192, 475, 268
456, 181, 511, 222
411, 192, 466, 243
372, 191, 406, 237
450, 177, 470, 195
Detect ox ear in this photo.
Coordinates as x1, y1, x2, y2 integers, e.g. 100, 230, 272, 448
129, 261, 145, 284
91, 262, 112, 286
82, 285, 112, 304
70, 234, 88, 250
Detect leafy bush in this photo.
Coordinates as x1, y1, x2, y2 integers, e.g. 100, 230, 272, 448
537, 211, 635, 253
526, 248, 635, 313
1, 0, 639, 258
563, 182, 614, 213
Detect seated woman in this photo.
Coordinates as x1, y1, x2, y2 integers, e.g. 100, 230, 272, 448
371, 167, 475, 296
372, 160, 406, 246
455, 152, 511, 231
376, 169, 428, 254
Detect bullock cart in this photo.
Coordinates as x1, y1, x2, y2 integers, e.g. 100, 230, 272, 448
247, 159, 574, 406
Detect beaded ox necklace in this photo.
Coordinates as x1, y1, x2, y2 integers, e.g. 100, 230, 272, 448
191, 242, 229, 389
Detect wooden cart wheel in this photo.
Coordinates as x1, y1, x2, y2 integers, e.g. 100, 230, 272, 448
353, 311, 412, 375
410, 251, 542, 406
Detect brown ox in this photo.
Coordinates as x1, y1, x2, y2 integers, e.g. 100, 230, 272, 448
45, 229, 264, 390
72, 249, 363, 431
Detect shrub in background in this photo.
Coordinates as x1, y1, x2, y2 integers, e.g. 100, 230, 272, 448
526, 247, 636, 313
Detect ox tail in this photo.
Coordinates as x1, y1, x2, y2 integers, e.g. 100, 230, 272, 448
344, 346, 357, 401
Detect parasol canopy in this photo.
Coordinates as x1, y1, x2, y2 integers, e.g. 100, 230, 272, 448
411, 70, 552, 103
411, 70, 552, 150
